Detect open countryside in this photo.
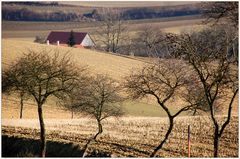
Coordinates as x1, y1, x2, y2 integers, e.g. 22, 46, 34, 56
1, 1, 238, 157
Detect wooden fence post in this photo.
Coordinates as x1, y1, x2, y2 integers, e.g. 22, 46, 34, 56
188, 125, 191, 157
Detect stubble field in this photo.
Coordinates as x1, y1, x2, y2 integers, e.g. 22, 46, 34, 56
2, 116, 238, 157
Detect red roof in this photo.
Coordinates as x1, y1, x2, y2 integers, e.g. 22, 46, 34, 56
46, 31, 87, 44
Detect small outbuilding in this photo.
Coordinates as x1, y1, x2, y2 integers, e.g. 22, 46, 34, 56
46, 31, 95, 48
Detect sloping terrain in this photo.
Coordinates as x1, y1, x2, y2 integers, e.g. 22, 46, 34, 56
2, 39, 171, 118
2, 39, 238, 118
2, 39, 144, 80
1, 35, 238, 158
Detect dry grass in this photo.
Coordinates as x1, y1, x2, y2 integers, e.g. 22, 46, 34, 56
1, 39, 190, 118
127, 18, 204, 32
2, 95, 73, 119
162, 24, 206, 34
2, 21, 97, 31
2, 39, 238, 118
2, 39, 144, 80
2, 116, 238, 157
2, 17, 204, 38
2, 39, 164, 117
3, 91, 192, 118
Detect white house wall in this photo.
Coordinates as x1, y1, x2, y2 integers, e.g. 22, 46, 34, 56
81, 34, 95, 46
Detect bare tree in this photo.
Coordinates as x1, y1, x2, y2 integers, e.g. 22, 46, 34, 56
202, 2, 238, 28
124, 60, 197, 157
84, 74, 124, 139
18, 90, 28, 119
62, 74, 90, 119
34, 35, 46, 44
67, 30, 76, 47
202, 2, 238, 64
2, 72, 30, 119
67, 74, 124, 157
166, 24, 238, 63
2, 50, 87, 157
94, 8, 128, 53
182, 79, 211, 116
166, 27, 238, 157
132, 25, 167, 57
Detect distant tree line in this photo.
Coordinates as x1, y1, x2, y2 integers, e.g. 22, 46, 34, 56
122, 7, 201, 20
3, 2, 59, 6
2, 7, 87, 21
3, 3, 202, 22
84, 6, 202, 20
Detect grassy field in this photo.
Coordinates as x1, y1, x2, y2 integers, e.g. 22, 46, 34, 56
2, 39, 144, 80
2, 16, 204, 39
2, 116, 238, 157
2, 39, 178, 118
2, 38, 238, 118
2, 95, 179, 119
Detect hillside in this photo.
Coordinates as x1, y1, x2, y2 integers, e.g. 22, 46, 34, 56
2, 39, 144, 80
2, 2, 202, 21
2, 17, 204, 39
1, 2, 238, 158
2, 39, 238, 119
2, 39, 172, 118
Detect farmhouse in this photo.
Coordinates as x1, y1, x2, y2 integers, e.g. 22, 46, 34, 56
46, 31, 95, 48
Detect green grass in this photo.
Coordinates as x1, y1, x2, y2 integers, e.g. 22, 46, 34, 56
2, 95, 186, 118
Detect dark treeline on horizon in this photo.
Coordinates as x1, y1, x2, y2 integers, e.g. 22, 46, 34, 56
3, 2, 60, 6
2, 2, 202, 22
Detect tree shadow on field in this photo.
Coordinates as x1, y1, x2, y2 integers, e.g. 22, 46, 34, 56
2, 135, 110, 157
99, 140, 151, 156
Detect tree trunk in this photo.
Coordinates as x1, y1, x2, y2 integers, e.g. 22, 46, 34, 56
93, 121, 103, 140
38, 104, 46, 157
20, 94, 24, 119
82, 120, 103, 157
82, 138, 92, 157
213, 127, 219, 157
150, 117, 174, 157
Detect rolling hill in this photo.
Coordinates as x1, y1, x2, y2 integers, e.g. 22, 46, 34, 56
1, 2, 238, 158
2, 39, 145, 80
2, 39, 238, 119
2, 39, 172, 118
